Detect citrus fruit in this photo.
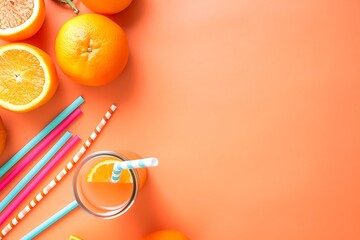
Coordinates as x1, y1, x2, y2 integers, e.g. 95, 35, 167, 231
141, 230, 190, 240
69, 235, 83, 240
0, 0, 46, 41
55, 14, 129, 86
86, 159, 147, 189
0, 43, 58, 112
0, 116, 7, 156
81, 0, 132, 15
86, 159, 131, 183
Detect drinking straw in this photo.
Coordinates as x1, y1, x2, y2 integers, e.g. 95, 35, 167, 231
20, 158, 159, 239
0, 132, 72, 212
0, 96, 84, 178
111, 158, 159, 183
0, 108, 82, 192
20, 200, 79, 240
0, 136, 80, 226
0, 104, 117, 239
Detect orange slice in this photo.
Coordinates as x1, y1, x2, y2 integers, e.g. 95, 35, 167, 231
0, 0, 46, 41
86, 159, 133, 183
0, 43, 58, 112
86, 158, 147, 189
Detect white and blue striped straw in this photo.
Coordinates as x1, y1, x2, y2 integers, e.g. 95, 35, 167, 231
111, 158, 159, 183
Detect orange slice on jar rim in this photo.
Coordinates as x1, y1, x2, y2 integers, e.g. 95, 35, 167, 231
0, 0, 46, 41
86, 160, 133, 183
86, 159, 147, 189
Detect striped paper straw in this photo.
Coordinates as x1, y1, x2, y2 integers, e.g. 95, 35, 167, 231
0, 104, 117, 240
21, 158, 159, 239
0, 136, 80, 227
0, 132, 72, 213
0, 96, 84, 178
0, 108, 82, 192
111, 158, 159, 183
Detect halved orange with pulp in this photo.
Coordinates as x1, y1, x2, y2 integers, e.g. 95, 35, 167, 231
0, 43, 58, 112
0, 0, 46, 41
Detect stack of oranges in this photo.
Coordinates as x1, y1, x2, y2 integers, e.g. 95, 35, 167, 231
0, 0, 131, 113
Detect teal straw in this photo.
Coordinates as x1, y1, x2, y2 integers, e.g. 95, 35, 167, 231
21, 200, 79, 240
0, 132, 72, 212
0, 96, 84, 178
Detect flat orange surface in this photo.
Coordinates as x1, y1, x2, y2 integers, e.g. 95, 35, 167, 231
1, 0, 360, 239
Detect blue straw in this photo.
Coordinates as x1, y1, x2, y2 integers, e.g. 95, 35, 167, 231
111, 158, 159, 182
21, 200, 79, 240
0, 96, 84, 178
0, 132, 72, 212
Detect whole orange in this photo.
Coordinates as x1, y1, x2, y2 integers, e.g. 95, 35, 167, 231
55, 14, 129, 86
0, 0, 46, 41
81, 0, 132, 15
141, 230, 190, 240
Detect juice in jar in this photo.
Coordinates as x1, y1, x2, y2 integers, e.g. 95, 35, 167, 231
73, 151, 147, 218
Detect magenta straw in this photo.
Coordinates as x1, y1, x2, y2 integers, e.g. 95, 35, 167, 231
0, 136, 80, 226
0, 108, 82, 192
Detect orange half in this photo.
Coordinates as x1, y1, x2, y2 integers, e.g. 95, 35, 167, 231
86, 158, 147, 189
0, 0, 46, 41
86, 159, 133, 183
0, 43, 58, 112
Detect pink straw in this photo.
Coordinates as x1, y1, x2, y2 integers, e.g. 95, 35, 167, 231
0, 105, 116, 239
0, 108, 82, 192
0, 136, 80, 226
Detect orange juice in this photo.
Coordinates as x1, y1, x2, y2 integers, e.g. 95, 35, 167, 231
73, 151, 147, 218
82, 183, 133, 209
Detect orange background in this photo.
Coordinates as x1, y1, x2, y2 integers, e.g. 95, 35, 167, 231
1, 0, 360, 239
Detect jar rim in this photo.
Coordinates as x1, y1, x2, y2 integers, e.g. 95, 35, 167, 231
73, 150, 139, 219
